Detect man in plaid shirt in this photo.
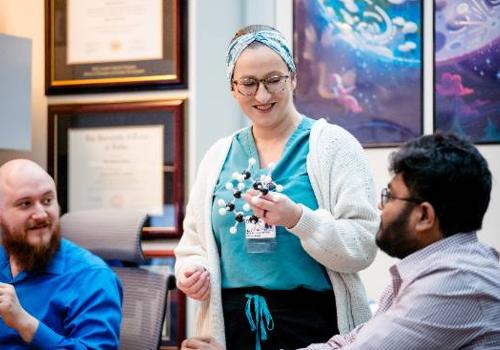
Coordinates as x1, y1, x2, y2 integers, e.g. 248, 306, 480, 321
300, 133, 500, 350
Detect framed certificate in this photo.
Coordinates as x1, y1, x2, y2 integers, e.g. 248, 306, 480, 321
68, 125, 165, 215
48, 99, 185, 238
45, 0, 187, 94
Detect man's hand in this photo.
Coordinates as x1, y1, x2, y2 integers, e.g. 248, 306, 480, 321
181, 336, 223, 350
0, 282, 39, 342
176, 266, 211, 301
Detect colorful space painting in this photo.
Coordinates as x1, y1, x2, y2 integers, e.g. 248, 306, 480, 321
434, 0, 500, 144
294, 0, 423, 147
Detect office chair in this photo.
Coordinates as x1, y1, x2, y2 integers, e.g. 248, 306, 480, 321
60, 209, 175, 350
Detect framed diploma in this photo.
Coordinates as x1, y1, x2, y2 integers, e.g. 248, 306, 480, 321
45, 0, 187, 94
48, 99, 185, 238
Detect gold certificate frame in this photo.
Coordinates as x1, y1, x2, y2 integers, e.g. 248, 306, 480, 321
45, 0, 187, 94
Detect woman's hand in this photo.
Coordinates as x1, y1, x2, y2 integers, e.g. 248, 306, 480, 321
181, 336, 223, 350
176, 265, 211, 301
243, 190, 302, 229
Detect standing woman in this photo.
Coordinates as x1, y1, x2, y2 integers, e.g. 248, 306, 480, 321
175, 25, 379, 350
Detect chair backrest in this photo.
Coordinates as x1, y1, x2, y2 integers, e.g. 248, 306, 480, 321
60, 209, 174, 350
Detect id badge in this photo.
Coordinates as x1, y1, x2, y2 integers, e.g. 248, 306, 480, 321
245, 218, 277, 253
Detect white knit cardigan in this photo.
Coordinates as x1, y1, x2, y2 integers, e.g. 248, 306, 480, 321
175, 119, 379, 347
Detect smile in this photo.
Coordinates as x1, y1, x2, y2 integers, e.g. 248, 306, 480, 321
28, 223, 50, 230
253, 103, 275, 111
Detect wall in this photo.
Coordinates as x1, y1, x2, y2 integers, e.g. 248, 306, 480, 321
1, 0, 499, 335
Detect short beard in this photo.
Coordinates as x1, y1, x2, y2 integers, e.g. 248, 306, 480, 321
1, 223, 61, 273
376, 203, 420, 259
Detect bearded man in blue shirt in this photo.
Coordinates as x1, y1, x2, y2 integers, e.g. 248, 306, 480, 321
0, 159, 122, 349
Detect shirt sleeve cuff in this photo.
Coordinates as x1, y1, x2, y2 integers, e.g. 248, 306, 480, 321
30, 321, 63, 349
288, 204, 318, 239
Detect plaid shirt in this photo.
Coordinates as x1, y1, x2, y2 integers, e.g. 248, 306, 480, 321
300, 233, 500, 350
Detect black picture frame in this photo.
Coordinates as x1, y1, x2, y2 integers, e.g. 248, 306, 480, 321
45, 0, 187, 94
47, 99, 185, 238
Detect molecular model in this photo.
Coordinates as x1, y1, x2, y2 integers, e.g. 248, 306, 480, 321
217, 158, 283, 234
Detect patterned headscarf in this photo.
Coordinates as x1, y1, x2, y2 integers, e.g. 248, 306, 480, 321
226, 30, 296, 83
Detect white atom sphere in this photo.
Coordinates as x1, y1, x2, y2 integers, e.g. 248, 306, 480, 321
225, 182, 234, 190
218, 208, 227, 215
232, 172, 240, 179
238, 182, 246, 190
243, 203, 251, 211
229, 227, 237, 234
276, 184, 284, 192
248, 158, 256, 165
217, 198, 226, 206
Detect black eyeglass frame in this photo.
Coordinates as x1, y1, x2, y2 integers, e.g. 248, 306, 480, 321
231, 75, 290, 96
380, 187, 423, 208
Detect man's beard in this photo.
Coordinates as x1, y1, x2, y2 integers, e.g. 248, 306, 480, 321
1, 221, 61, 273
376, 203, 420, 259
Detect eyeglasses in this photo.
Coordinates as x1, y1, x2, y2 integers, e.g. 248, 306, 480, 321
380, 187, 422, 209
232, 75, 290, 96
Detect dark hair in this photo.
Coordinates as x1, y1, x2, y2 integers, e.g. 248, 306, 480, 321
389, 132, 492, 237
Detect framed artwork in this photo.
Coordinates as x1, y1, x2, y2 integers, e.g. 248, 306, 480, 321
434, 0, 500, 143
293, 0, 423, 147
48, 99, 185, 238
143, 251, 186, 349
45, 0, 187, 94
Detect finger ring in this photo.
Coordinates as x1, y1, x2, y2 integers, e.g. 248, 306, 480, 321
263, 209, 268, 218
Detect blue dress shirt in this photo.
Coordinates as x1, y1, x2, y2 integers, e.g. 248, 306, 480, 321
0, 239, 123, 349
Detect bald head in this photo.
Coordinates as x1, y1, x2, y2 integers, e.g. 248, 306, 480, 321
0, 159, 56, 208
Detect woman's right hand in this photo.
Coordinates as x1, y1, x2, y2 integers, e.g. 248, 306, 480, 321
181, 336, 223, 350
177, 265, 211, 301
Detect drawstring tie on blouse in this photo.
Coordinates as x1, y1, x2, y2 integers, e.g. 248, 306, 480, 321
245, 294, 274, 350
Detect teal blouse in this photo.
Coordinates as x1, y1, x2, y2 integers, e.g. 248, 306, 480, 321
212, 116, 331, 291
